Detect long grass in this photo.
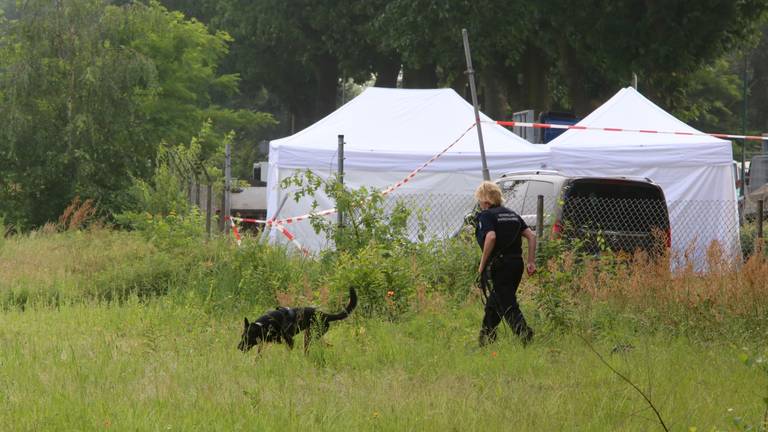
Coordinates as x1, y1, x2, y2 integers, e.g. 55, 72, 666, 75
1, 299, 764, 431
1, 228, 767, 430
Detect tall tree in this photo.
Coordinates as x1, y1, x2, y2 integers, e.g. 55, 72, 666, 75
0, 0, 272, 228
535, 0, 768, 116
374, 0, 534, 118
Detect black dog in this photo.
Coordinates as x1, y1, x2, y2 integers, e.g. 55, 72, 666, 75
238, 287, 357, 352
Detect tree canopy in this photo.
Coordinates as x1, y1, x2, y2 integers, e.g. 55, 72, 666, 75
1, 0, 767, 228
0, 0, 273, 228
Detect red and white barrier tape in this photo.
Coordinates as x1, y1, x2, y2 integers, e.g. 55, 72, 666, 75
380, 122, 477, 195
228, 216, 242, 247
231, 118, 765, 251
226, 216, 309, 255
230, 122, 477, 228
494, 120, 768, 141
271, 223, 310, 256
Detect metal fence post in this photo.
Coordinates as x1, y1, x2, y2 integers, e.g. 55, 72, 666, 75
195, 181, 201, 208
338, 134, 344, 229
758, 199, 764, 239
219, 186, 225, 232
206, 183, 212, 239
224, 142, 231, 234
536, 195, 544, 240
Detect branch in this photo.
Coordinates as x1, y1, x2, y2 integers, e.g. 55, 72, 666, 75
577, 334, 669, 432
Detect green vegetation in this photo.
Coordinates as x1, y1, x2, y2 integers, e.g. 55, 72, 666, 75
2, 1, 768, 231
0, 0, 274, 229
1, 224, 768, 430
1, 1, 768, 429
1, 297, 765, 431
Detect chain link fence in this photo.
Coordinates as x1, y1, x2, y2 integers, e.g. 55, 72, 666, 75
164, 149, 219, 237
380, 193, 478, 240
381, 190, 750, 269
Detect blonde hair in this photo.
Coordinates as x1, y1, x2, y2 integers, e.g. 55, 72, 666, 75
474, 181, 503, 206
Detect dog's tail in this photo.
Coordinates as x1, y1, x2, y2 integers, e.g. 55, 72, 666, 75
323, 287, 357, 322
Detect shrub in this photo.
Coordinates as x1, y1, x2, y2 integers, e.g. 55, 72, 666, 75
740, 221, 768, 259
281, 170, 418, 254
58, 197, 98, 231
229, 240, 315, 306
325, 244, 416, 319
413, 234, 477, 300
119, 209, 206, 251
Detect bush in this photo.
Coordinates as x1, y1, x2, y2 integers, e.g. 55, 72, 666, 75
413, 234, 477, 300
118, 209, 206, 251
228, 240, 316, 306
325, 244, 416, 319
740, 221, 768, 259
281, 170, 418, 254
89, 252, 180, 301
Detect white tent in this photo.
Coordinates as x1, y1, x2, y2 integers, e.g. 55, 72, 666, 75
548, 87, 740, 265
267, 87, 549, 250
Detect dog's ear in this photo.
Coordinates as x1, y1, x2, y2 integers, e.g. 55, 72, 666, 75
243, 318, 250, 329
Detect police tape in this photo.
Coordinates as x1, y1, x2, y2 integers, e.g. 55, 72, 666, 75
229, 117, 764, 252
227, 216, 242, 247
271, 223, 310, 255
230, 122, 478, 228
494, 120, 768, 141
225, 215, 309, 255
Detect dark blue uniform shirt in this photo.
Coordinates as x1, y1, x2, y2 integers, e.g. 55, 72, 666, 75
475, 206, 528, 257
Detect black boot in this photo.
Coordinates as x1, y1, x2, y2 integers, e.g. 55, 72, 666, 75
478, 327, 497, 347
517, 325, 534, 347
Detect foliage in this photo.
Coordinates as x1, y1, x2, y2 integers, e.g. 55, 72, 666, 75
537, 0, 768, 114
325, 244, 416, 319
413, 234, 478, 301
226, 239, 316, 307
281, 170, 416, 254
733, 349, 768, 431
178, 0, 768, 131
679, 57, 743, 131
0, 0, 272, 229
115, 126, 221, 250
740, 220, 768, 259
57, 196, 98, 232
530, 239, 580, 334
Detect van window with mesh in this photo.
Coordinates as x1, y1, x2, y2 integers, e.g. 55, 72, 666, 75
562, 180, 669, 233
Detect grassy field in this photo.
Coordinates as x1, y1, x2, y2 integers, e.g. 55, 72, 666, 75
1, 229, 767, 431
1, 301, 765, 431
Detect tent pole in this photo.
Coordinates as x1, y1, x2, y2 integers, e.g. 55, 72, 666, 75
462, 29, 490, 181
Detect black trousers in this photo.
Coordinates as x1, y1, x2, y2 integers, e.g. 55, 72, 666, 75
480, 257, 533, 345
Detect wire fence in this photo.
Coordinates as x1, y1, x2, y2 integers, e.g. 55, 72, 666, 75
164, 148, 220, 237
380, 191, 757, 269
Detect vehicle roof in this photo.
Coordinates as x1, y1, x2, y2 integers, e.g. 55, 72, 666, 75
497, 170, 657, 185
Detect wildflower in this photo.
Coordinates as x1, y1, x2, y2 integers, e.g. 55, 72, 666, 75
386, 290, 395, 297
372, 411, 380, 418
491, 351, 498, 358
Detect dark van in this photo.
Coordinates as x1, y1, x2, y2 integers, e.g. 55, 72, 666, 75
496, 171, 671, 255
